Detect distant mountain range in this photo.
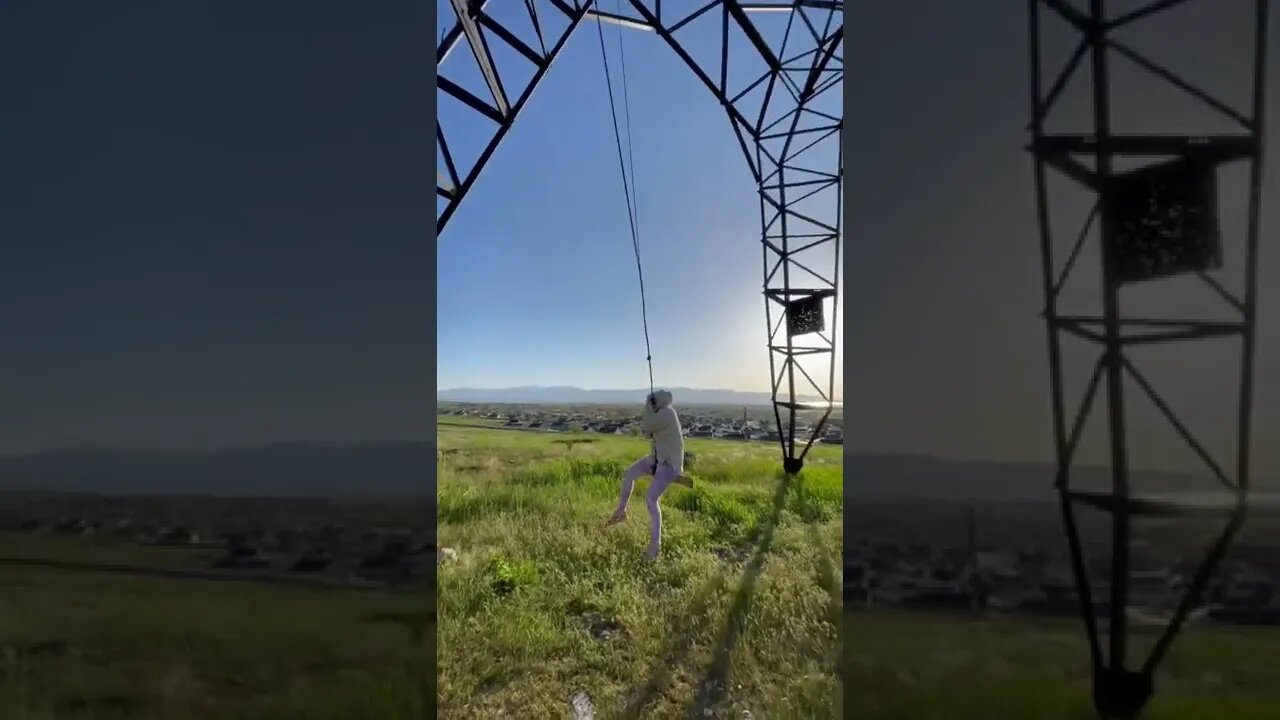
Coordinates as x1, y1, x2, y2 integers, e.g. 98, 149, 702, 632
437, 385, 828, 407
0, 442, 1257, 503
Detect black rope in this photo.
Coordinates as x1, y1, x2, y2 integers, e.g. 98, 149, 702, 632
594, 10, 654, 397
614, 0, 640, 246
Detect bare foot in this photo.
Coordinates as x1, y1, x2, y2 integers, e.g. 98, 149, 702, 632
606, 509, 628, 526
674, 475, 694, 488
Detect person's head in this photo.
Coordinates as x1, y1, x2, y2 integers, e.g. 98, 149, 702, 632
651, 389, 673, 409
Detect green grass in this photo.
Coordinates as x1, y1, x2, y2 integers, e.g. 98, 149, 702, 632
0, 511, 433, 720
436, 415, 507, 429
8, 423, 1275, 718
441, 424, 1280, 719
0, 563, 432, 719
436, 425, 843, 718
845, 609, 1280, 719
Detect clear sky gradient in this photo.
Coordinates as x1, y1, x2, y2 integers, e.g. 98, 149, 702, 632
436, 5, 845, 398
843, 1, 1280, 481
7, 1, 1278, 485
0, 0, 430, 453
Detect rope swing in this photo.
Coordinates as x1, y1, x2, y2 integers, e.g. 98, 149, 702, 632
594, 7, 653, 398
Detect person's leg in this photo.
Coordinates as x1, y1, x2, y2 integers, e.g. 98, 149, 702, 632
609, 455, 653, 524
644, 462, 678, 558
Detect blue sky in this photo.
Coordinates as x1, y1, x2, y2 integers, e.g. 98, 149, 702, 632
436, 8, 844, 397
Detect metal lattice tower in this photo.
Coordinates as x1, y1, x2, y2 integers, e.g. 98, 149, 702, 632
1028, 1, 1268, 716
437, 1, 844, 474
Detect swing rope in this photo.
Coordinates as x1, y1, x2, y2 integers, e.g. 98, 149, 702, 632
613, 0, 640, 247
594, 7, 653, 398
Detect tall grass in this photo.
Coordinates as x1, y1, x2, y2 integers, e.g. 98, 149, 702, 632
438, 425, 1280, 719
436, 426, 843, 718
0, 564, 431, 719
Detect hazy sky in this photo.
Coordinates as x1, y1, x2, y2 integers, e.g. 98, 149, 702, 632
435, 4, 844, 398
845, 1, 1280, 482
0, 1, 430, 453
7, 0, 1279, 486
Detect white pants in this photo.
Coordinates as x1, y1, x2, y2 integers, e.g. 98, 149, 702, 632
615, 455, 678, 553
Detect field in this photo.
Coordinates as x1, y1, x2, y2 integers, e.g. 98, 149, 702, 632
435, 425, 844, 718
5, 422, 1279, 718
845, 609, 1280, 719
0, 508, 432, 719
440, 423, 1280, 719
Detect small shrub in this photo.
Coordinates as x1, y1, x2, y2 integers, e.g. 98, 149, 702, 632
485, 556, 538, 597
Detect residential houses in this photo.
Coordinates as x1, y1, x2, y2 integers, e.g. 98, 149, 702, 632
445, 403, 844, 445
844, 536, 1280, 626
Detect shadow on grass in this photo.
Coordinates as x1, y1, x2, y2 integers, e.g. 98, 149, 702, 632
617, 569, 731, 719
609, 471, 788, 717
789, 471, 843, 659
805, 498, 844, 718
682, 471, 792, 718
619, 469, 839, 719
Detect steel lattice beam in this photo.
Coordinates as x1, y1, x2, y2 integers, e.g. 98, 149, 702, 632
1028, 1, 1268, 717
437, 1, 843, 474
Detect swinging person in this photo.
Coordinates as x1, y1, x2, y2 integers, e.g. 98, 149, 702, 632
606, 389, 693, 560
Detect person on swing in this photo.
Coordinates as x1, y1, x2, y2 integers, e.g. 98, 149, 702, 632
606, 388, 693, 560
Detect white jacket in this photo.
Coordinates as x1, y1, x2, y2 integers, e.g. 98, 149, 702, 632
642, 389, 684, 475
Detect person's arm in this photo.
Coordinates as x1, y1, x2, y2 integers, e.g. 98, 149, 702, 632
639, 395, 655, 437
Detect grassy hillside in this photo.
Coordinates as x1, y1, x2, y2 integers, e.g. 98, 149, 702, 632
6, 424, 1276, 718
439, 425, 1280, 719
0, 561, 431, 719
845, 608, 1280, 719
435, 426, 843, 718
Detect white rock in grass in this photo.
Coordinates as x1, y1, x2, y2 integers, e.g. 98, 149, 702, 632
570, 690, 595, 720
437, 547, 459, 565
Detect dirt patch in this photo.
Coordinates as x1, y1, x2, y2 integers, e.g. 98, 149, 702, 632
570, 690, 596, 719
566, 599, 627, 642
